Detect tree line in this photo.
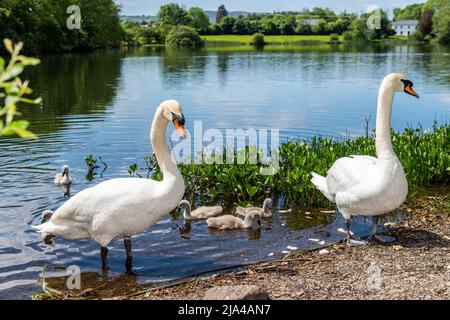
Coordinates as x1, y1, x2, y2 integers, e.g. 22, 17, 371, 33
1, 0, 449, 54
124, 1, 450, 46
0, 0, 123, 54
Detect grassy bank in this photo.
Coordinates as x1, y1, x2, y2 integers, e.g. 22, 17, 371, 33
202, 35, 343, 46
130, 123, 449, 207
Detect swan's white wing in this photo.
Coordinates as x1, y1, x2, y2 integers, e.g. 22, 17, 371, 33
192, 206, 223, 218
326, 155, 378, 196
51, 178, 164, 223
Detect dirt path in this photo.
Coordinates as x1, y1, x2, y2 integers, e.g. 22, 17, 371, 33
134, 191, 450, 300
40, 191, 450, 300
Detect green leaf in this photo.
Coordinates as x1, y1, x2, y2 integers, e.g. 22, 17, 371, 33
3, 39, 13, 54
12, 126, 37, 139
10, 120, 29, 129
17, 55, 40, 66
0, 63, 24, 82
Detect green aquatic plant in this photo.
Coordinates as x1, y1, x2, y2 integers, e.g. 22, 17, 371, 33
127, 123, 449, 207
0, 39, 41, 138
84, 155, 108, 181
128, 163, 141, 177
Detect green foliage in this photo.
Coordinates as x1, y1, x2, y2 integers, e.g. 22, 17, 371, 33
220, 16, 236, 34
329, 33, 340, 43
394, 4, 424, 20
432, 5, 450, 44
84, 154, 107, 181
425, 0, 450, 11
295, 18, 312, 35
128, 163, 141, 177
157, 3, 192, 27
165, 25, 204, 48
129, 123, 449, 207
344, 19, 368, 41
122, 23, 164, 45
411, 30, 424, 41
0, 39, 41, 139
188, 7, 210, 33
312, 19, 330, 35
344, 9, 392, 41
32, 292, 54, 300
252, 33, 266, 46
0, 0, 124, 54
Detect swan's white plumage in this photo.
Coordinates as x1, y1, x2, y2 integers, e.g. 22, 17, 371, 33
311, 73, 414, 221
206, 212, 261, 230
54, 165, 72, 185
235, 198, 273, 218
179, 200, 223, 220
33, 100, 186, 248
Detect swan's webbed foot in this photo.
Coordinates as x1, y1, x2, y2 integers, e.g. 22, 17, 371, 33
100, 246, 109, 271
124, 236, 133, 274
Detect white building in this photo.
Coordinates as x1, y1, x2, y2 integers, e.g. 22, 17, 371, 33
392, 20, 419, 36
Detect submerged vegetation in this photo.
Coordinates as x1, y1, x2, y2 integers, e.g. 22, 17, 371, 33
122, 123, 449, 207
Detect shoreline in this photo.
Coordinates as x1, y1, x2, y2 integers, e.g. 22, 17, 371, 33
35, 188, 450, 300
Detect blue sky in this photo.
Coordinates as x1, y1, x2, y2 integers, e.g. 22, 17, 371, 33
116, 0, 425, 16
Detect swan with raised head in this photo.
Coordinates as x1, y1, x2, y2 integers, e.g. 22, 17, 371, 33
54, 165, 72, 185
235, 198, 272, 218
33, 100, 187, 271
311, 73, 419, 243
206, 212, 262, 230
178, 200, 223, 220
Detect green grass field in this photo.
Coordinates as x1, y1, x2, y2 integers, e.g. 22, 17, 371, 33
202, 35, 342, 45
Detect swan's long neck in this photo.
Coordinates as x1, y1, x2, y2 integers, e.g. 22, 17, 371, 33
243, 214, 254, 228
183, 205, 192, 219
151, 108, 182, 180
375, 82, 396, 159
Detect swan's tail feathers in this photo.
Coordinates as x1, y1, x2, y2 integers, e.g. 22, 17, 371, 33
310, 172, 335, 202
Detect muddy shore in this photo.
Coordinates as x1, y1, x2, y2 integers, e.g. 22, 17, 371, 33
38, 189, 449, 300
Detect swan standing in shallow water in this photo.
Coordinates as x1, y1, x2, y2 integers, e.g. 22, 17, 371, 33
178, 200, 223, 220
206, 212, 262, 230
33, 100, 187, 272
54, 165, 72, 185
311, 73, 420, 243
235, 198, 273, 218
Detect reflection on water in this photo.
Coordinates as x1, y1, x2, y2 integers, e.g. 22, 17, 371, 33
0, 43, 449, 299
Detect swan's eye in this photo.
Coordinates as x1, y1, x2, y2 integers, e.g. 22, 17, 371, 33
171, 112, 185, 125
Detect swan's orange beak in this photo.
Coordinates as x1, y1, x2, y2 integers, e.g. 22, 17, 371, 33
402, 79, 420, 99
173, 118, 186, 139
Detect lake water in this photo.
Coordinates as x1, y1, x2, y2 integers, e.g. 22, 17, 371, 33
0, 44, 449, 299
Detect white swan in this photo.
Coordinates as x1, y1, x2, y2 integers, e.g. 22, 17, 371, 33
33, 100, 187, 271
178, 200, 223, 220
54, 165, 72, 185
206, 212, 262, 230
235, 198, 272, 218
311, 73, 419, 243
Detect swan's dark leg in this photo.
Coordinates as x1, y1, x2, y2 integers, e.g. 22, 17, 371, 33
100, 246, 109, 271
345, 219, 352, 245
124, 236, 132, 273
369, 216, 379, 240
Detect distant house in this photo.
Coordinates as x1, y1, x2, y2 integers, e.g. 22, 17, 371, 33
305, 18, 318, 26
392, 20, 418, 36
204, 10, 251, 23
